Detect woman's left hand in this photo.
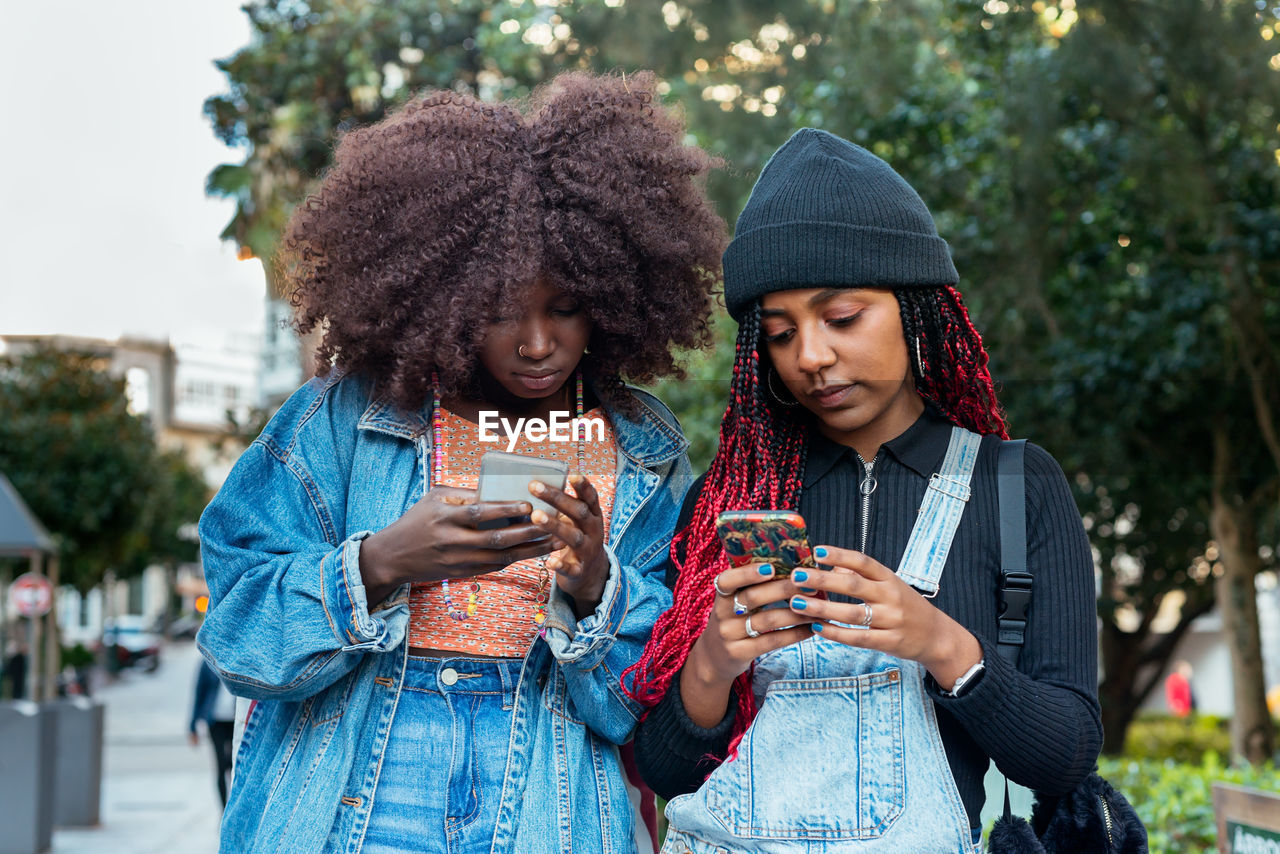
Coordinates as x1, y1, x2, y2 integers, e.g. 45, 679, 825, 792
787, 545, 983, 689
529, 474, 608, 618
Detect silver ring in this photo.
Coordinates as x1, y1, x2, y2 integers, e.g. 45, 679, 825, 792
712, 574, 730, 597
859, 602, 873, 629
732, 596, 748, 617
744, 616, 760, 639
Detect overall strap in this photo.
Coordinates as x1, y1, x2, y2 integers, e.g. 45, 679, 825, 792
897, 426, 984, 596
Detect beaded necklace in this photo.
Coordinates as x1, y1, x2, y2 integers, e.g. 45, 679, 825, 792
432, 371, 586, 636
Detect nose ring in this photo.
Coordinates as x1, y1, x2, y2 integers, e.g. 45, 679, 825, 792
518, 345, 528, 358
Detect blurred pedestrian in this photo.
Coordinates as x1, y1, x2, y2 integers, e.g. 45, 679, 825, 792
4, 641, 28, 700
189, 657, 235, 807
196, 70, 725, 853
1165, 659, 1195, 717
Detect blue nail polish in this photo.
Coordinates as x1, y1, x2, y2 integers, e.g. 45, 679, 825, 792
800, 587, 817, 594
814, 546, 828, 559
758, 564, 774, 577
792, 569, 809, 583
812, 623, 824, 633
791, 597, 807, 610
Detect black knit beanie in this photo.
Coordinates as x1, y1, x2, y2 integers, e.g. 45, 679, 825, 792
722, 128, 959, 321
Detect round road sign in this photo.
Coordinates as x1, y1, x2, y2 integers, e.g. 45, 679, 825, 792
11, 572, 53, 618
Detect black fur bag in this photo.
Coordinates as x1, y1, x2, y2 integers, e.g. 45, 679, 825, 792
989, 442, 1148, 854
987, 771, 1148, 853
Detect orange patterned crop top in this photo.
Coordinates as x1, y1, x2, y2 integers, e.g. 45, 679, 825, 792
407, 406, 617, 657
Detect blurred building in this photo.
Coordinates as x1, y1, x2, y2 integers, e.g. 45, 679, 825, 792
1, 323, 300, 644
1137, 572, 1280, 718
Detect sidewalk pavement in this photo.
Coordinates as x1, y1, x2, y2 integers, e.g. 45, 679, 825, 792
53, 639, 221, 854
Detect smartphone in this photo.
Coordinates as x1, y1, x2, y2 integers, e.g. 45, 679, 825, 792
476, 451, 569, 531
714, 510, 816, 578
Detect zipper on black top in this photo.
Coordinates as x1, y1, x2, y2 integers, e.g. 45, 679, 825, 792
856, 452, 878, 553
1099, 794, 1115, 850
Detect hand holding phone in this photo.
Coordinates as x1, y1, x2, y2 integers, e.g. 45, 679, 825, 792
357, 481, 558, 605
680, 511, 819, 720
714, 510, 816, 578
477, 451, 570, 530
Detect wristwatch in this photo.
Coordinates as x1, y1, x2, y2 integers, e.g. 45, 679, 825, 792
940, 659, 986, 698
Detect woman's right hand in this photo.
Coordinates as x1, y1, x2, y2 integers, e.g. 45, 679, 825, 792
680, 563, 814, 727
360, 486, 560, 605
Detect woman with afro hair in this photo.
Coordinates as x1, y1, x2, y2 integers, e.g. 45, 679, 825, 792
624, 129, 1102, 852
196, 71, 726, 854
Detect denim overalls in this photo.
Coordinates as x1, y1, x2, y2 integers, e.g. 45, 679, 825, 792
662, 427, 984, 854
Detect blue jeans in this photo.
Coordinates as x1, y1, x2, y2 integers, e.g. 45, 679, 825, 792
363, 655, 521, 854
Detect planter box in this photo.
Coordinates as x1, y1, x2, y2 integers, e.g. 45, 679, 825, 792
0, 701, 55, 854
52, 697, 104, 827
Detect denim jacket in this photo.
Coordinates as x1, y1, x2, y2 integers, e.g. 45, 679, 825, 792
196, 371, 691, 853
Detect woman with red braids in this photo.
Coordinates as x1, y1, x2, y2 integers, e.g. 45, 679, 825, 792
625, 129, 1101, 853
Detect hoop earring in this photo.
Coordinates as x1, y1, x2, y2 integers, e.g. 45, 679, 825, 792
913, 338, 925, 378
766, 366, 800, 407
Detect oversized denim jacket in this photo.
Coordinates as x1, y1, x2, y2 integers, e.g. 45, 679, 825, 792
196, 371, 691, 853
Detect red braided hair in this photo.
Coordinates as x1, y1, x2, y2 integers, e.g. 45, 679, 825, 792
898, 286, 1008, 439
623, 285, 1007, 756
622, 304, 805, 752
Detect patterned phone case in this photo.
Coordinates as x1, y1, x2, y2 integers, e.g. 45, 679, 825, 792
714, 510, 815, 577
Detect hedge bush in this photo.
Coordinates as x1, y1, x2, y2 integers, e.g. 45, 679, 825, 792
1099, 754, 1280, 854
1122, 713, 1232, 764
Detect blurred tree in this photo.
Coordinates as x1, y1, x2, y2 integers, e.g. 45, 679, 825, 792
131, 448, 211, 631
0, 347, 210, 593
982, 0, 1280, 761
0, 347, 161, 592
205, 0, 605, 284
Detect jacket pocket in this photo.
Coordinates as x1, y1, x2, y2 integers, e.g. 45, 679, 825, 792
704, 668, 905, 840
265, 671, 356, 811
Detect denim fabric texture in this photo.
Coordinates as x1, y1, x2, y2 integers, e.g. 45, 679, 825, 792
362, 656, 520, 854
661, 428, 983, 854
196, 372, 691, 854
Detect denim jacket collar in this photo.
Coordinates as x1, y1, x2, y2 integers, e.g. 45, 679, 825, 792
355, 378, 688, 467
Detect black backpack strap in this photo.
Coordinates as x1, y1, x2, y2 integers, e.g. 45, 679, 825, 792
996, 439, 1031, 823
997, 439, 1031, 667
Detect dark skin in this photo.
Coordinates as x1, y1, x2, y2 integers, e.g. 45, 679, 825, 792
680, 288, 981, 727
360, 278, 612, 647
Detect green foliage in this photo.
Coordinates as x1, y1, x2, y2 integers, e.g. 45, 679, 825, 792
990, 0, 1280, 755
0, 347, 209, 590
205, 0, 596, 273
0, 348, 160, 589
1098, 754, 1280, 854
129, 449, 210, 574
647, 313, 737, 473
1123, 713, 1233, 765
60, 642, 94, 670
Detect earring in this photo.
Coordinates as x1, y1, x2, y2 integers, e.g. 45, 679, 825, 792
766, 366, 799, 407
913, 338, 925, 378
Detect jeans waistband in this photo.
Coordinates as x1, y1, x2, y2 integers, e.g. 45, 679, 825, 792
401, 653, 521, 700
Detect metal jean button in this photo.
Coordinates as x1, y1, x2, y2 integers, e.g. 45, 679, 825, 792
440, 667, 459, 686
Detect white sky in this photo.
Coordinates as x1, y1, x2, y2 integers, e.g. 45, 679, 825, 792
0, 0, 267, 350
